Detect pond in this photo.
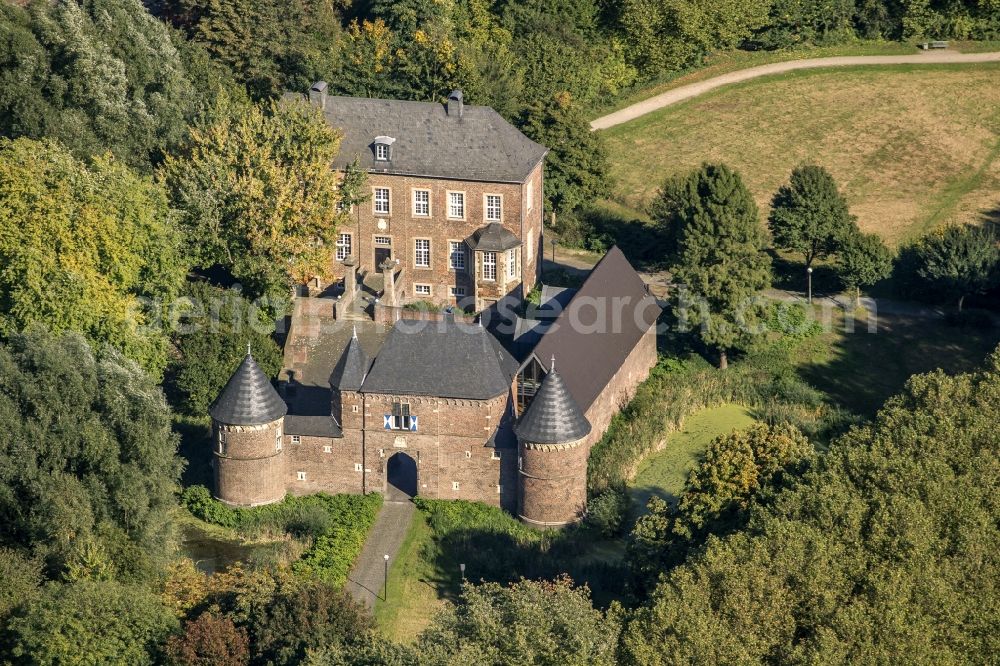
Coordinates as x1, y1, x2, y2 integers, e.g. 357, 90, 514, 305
179, 521, 273, 574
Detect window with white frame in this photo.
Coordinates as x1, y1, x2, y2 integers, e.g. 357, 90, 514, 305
450, 285, 466, 297
485, 194, 502, 222
336, 233, 352, 261
507, 248, 517, 278
323, 445, 332, 453
497, 484, 502, 494
448, 192, 465, 219
297, 471, 306, 481
354, 463, 363, 472
449, 241, 465, 271
527, 181, 534, 210
412, 189, 429, 216
375, 235, 391, 247
291, 435, 301, 444
374, 187, 390, 215
414, 239, 430, 267
275, 432, 282, 451
217, 431, 226, 455
375, 143, 389, 161
414, 284, 431, 297
385, 402, 416, 431
482, 251, 496, 281
452, 481, 460, 491
491, 450, 501, 460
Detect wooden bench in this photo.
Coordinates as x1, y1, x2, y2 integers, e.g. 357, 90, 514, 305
919, 41, 949, 49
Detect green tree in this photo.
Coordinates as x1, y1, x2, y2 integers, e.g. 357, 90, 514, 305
518, 92, 612, 216
666, 164, 772, 368
0, 548, 41, 624
768, 164, 855, 271
165, 612, 251, 666
3, 580, 178, 665
0, 138, 187, 377
168, 282, 282, 416
0, 330, 182, 580
836, 231, 893, 305
754, 0, 857, 49
161, 97, 347, 308
914, 224, 999, 311
0, 0, 202, 170
623, 350, 1000, 663
418, 577, 621, 666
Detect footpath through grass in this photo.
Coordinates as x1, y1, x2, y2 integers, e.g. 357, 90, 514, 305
629, 404, 756, 514
602, 64, 1000, 246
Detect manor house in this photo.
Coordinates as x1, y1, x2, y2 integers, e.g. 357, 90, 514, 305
209, 89, 660, 527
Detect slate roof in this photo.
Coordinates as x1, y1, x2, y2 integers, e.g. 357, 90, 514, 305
514, 362, 591, 445
540, 285, 577, 312
361, 319, 518, 399
284, 415, 343, 438
329, 330, 368, 391
467, 223, 522, 252
527, 246, 662, 412
291, 93, 547, 183
210, 353, 288, 426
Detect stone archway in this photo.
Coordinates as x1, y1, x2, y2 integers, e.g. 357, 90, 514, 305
386, 451, 417, 501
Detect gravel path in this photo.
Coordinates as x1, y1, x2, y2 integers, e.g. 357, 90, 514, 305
591, 51, 1000, 130
346, 498, 415, 609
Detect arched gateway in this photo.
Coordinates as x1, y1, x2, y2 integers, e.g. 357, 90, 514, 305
386, 451, 417, 501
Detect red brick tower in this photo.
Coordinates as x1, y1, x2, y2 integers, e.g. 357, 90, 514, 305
515, 357, 592, 527
209, 351, 288, 506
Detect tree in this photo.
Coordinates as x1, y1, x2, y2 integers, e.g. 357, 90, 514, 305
418, 577, 621, 666
665, 164, 772, 368
165, 613, 251, 666
517, 92, 612, 217
0, 0, 202, 170
623, 350, 1000, 663
914, 224, 999, 311
168, 282, 282, 416
161, 97, 347, 308
0, 138, 187, 377
0, 330, 182, 580
836, 231, 893, 305
3, 580, 178, 665
768, 164, 855, 271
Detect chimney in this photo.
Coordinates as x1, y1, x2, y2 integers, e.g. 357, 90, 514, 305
309, 81, 328, 110
446, 90, 463, 118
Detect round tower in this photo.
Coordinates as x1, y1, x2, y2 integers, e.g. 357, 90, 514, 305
209, 350, 288, 507
515, 357, 592, 528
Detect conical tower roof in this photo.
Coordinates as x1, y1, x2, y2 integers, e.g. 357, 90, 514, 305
209, 352, 287, 426
515, 358, 591, 445
329, 328, 368, 391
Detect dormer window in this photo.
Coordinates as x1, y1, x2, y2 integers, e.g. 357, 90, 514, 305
373, 136, 395, 162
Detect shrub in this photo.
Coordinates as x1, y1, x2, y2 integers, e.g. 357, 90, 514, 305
583, 488, 631, 538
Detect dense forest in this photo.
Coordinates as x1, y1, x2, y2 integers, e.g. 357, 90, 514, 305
0, 0, 998, 663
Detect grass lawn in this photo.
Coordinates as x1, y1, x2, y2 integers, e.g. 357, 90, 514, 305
374, 511, 453, 644
791, 308, 1000, 416
591, 41, 921, 117
602, 64, 1000, 246
629, 404, 756, 513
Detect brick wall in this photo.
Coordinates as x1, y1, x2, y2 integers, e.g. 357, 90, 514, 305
213, 418, 286, 506
517, 439, 588, 527
330, 162, 544, 307
284, 433, 365, 496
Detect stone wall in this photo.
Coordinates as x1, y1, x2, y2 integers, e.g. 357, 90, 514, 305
213, 418, 286, 507
330, 162, 543, 306
517, 439, 588, 527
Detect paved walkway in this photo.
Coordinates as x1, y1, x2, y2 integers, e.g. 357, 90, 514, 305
591, 50, 1000, 130
345, 495, 415, 609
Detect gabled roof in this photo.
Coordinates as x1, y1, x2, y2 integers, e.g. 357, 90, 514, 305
361, 319, 517, 399
290, 94, 547, 183
284, 415, 343, 438
527, 246, 661, 412
210, 353, 287, 426
466, 223, 522, 252
329, 330, 368, 391
515, 360, 591, 445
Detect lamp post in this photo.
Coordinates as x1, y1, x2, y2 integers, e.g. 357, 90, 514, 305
550, 238, 557, 264
383, 554, 389, 601
807, 267, 813, 305
459, 563, 466, 582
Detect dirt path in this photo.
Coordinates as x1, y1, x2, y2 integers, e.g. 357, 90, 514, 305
591, 51, 1000, 130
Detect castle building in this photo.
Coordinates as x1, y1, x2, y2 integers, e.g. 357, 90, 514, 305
209, 90, 661, 526
294, 83, 548, 312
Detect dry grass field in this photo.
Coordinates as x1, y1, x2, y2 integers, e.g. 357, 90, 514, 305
602, 64, 1000, 246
